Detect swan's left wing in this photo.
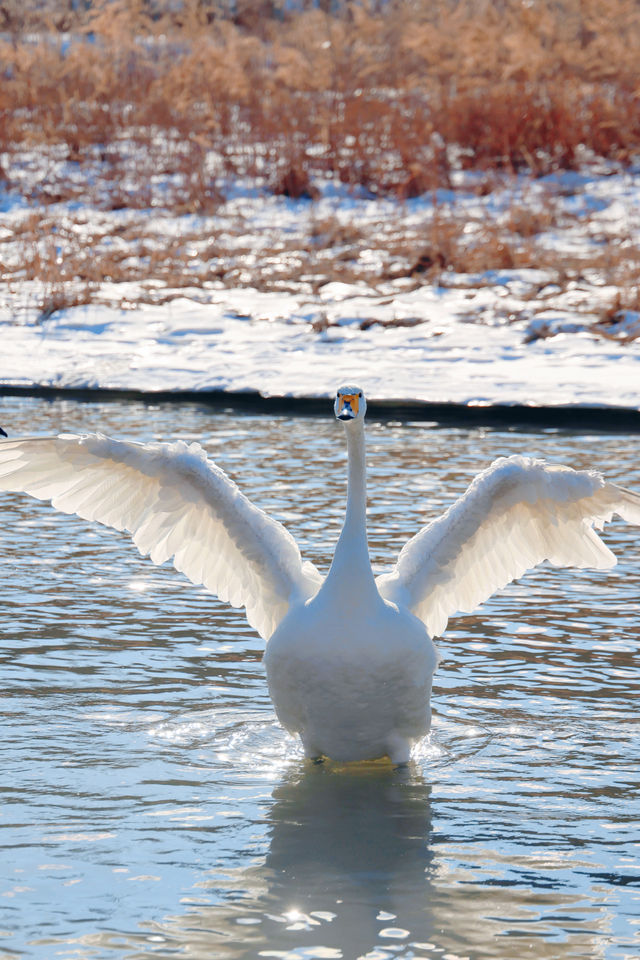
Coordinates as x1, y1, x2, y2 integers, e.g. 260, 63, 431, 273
377, 455, 640, 639
0, 434, 322, 640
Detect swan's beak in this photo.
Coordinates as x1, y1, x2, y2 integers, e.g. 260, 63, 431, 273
336, 393, 359, 421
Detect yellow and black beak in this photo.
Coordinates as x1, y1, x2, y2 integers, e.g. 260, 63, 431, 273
336, 393, 359, 421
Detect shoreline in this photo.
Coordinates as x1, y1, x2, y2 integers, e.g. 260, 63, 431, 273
2, 384, 639, 432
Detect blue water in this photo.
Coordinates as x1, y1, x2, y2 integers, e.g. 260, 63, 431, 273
0, 397, 639, 960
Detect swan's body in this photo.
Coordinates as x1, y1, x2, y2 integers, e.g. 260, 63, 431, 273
0, 385, 639, 763
266, 588, 436, 763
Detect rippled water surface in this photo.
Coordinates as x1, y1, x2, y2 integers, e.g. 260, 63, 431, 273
1, 397, 639, 960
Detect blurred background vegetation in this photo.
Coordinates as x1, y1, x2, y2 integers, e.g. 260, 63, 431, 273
3, 1, 639, 332
2, 0, 639, 205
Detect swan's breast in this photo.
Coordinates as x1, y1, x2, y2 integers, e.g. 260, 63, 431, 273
263, 593, 438, 759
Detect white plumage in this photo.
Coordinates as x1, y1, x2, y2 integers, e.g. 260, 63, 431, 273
0, 386, 638, 763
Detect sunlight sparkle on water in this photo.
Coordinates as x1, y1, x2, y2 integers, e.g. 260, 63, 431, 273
378, 927, 410, 939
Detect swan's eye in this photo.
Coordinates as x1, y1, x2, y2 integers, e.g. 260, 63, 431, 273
358, 391, 362, 398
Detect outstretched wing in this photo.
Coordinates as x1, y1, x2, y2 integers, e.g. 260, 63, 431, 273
377, 455, 640, 639
0, 434, 322, 640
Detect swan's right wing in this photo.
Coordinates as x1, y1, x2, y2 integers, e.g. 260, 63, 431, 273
377, 455, 640, 639
0, 434, 322, 641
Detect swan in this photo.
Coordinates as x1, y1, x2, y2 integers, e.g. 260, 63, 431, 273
0, 385, 639, 763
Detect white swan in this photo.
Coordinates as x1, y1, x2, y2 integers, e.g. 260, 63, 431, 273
1, 385, 639, 763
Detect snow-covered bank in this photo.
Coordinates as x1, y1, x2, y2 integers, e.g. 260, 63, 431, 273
3, 168, 640, 411
2, 291, 640, 410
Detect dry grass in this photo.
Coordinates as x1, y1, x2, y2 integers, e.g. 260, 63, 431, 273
2, 0, 640, 210
593, 288, 640, 342
4, 192, 639, 339
2, 0, 640, 342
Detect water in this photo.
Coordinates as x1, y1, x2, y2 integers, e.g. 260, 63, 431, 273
0, 396, 639, 960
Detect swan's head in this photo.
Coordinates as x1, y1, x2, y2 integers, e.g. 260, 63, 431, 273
334, 385, 366, 422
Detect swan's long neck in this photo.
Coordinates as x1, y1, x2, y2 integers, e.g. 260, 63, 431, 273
324, 419, 378, 600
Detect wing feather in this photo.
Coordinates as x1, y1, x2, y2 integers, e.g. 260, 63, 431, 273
0, 434, 322, 640
377, 455, 640, 638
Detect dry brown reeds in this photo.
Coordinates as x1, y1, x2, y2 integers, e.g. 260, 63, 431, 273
2, 0, 640, 208
4, 191, 638, 311
2, 0, 640, 340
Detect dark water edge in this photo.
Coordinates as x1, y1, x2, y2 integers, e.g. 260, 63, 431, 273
2, 384, 640, 431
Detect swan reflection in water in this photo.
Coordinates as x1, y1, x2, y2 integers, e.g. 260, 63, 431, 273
131, 758, 607, 960
263, 763, 435, 950
160, 761, 436, 960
